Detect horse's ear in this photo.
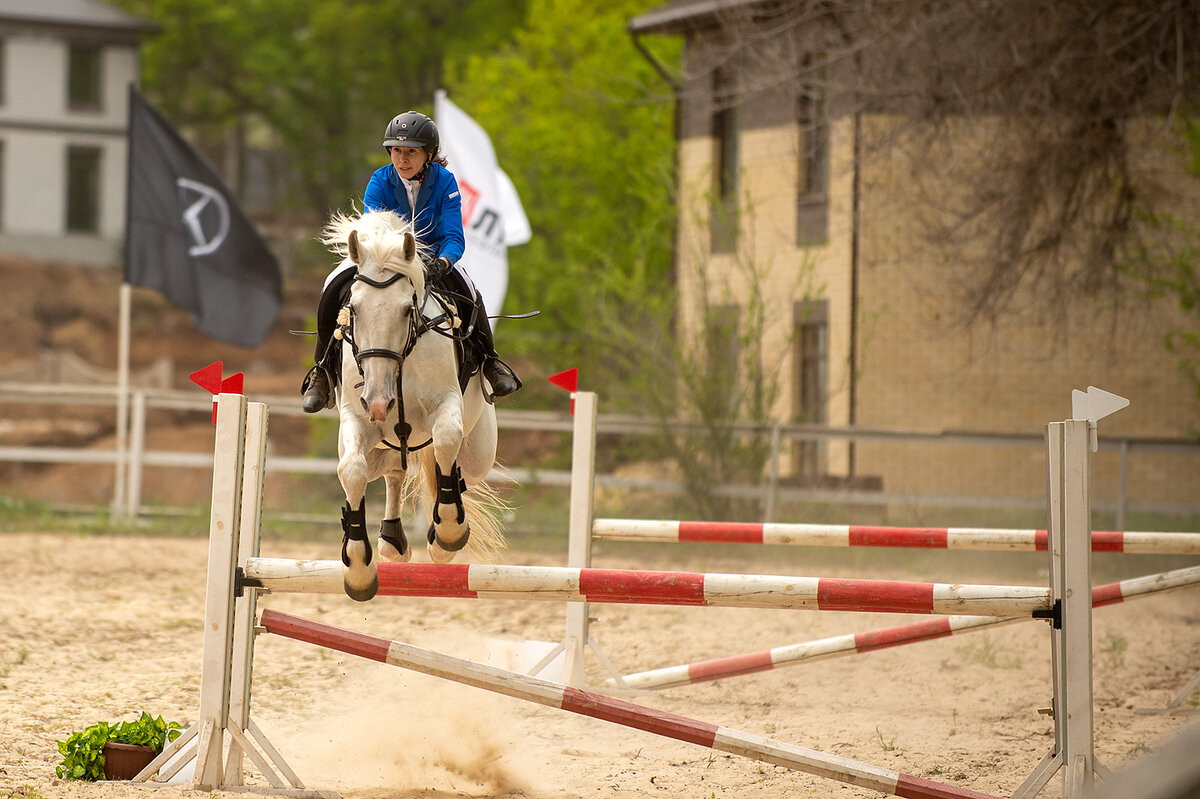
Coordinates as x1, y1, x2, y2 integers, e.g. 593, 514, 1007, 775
403, 231, 416, 262
348, 229, 360, 264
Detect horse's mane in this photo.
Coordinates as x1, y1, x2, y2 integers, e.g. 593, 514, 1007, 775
321, 209, 430, 289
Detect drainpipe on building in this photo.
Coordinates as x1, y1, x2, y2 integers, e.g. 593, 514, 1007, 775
848, 111, 862, 478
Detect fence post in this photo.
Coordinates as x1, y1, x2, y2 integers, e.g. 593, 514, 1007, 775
125, 391, 147, 520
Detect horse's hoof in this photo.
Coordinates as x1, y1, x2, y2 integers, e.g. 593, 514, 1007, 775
379, 536, 412, 563
427, 521, 470, 564
428, 540, 457, 564
343, 573, 379, 602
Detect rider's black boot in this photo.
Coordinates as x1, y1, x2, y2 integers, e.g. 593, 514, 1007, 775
483, 357, 522, 398
301, 366, 332, 413
299, 269, 356, 413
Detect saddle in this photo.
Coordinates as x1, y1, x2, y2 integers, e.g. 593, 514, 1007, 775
318, 268, 483, 395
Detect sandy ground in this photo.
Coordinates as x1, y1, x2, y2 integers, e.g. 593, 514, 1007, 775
0, 531, 1197, 799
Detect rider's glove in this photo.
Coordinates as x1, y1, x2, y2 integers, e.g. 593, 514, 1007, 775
431, 257, 452, 281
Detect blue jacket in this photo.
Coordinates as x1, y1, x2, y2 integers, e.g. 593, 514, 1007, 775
363, 161, 465, 266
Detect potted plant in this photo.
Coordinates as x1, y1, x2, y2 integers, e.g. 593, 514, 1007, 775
56, 712, 183, 781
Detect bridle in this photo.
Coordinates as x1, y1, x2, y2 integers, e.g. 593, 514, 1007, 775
337, 268, 460, 468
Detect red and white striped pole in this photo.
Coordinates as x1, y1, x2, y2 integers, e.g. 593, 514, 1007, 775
592, 519, 1200, 555
607, 564, 1200, 690
242, 558, 1054, 617
260, 609, 1002, 799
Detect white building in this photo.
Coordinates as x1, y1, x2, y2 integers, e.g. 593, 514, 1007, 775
0, 0, 156, 265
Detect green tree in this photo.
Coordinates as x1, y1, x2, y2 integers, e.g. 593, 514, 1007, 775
114, 0, 527, 210
443, 0, 679, 406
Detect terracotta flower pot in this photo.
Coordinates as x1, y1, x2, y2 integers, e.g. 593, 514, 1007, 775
103, 742, 157, 780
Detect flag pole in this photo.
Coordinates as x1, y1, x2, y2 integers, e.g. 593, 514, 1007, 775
113, 82, 136, 522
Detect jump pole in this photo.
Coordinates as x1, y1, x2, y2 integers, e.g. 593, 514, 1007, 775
239, 558, 1054, 617
606, 564, 1200, 690
259, 608, 1002, 799
591, 519, 1200, 554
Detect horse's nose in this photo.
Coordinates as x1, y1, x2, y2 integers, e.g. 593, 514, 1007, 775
364, 394, 395, 422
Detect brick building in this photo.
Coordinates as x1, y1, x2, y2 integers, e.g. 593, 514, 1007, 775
630, 1, 1200, 509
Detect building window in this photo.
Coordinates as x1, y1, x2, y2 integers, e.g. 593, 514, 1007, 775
797, 59, 829, 245
711, 66, 739, 254
68, 44, 103, 111
66, 146, 102, 233
794, 299, 828, 478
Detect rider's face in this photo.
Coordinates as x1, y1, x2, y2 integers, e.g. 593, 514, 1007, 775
390, 146, 426, 180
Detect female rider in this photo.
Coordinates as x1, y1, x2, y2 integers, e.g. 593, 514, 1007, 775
301, 110, 521, 412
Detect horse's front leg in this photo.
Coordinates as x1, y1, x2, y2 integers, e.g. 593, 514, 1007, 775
426, 399, 467, 564
337, 419, 378, 601
378, 472, 411, 562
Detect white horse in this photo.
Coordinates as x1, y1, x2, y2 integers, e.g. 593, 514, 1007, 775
320, 209, 506, 601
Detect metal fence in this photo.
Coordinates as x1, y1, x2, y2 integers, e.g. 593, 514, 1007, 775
1, 383, 1198, 529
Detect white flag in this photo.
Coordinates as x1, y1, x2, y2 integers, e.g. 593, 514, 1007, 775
434, 90, 530, 318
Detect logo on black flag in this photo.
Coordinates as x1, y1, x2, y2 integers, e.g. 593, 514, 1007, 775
124, 86, 282, 348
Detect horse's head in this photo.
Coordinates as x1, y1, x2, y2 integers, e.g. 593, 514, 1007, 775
324, 211, 429, 423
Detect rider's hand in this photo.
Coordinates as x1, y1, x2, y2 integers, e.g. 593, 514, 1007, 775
433, 257, 452, 279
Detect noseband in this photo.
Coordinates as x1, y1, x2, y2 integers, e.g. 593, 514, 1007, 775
346, 270, 424, 368
338, 270, 438, 468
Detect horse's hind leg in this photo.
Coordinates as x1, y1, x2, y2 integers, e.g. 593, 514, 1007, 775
378, 473, 411, 562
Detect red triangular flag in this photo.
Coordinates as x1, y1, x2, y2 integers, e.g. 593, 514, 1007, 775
189, 361, 224, 395
221, 372, 244, 395
547, 368, 578, 393
547, 367, 579, 415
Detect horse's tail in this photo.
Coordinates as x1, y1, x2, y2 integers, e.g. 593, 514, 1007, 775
405, 448, 508, 562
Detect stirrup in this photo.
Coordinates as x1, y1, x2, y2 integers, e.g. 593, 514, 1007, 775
301, 365, 334, 412
482, 357, 522, 400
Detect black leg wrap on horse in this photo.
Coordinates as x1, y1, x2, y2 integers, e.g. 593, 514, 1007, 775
435, 463, 468, 525
340, 499, 372, 567
380, 517, 409, 557
428, 462, 470, 551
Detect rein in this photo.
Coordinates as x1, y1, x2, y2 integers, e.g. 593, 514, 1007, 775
338, 270, 456, 468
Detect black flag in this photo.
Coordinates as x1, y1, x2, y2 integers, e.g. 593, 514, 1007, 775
124, 86, 282, 348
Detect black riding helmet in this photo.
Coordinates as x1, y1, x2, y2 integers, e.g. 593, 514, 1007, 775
382, 111, 439, 154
